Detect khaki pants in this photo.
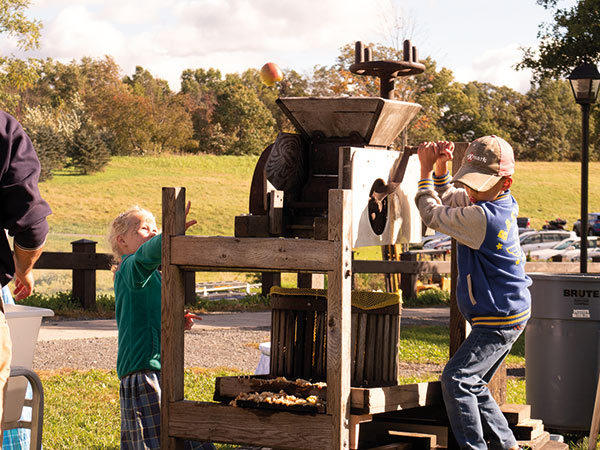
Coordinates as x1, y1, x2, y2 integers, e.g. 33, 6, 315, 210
0, 312, 12, 446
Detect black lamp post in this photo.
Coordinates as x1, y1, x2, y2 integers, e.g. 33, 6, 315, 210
568, 62, 600, 273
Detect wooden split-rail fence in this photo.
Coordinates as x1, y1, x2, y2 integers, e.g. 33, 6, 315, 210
30, 238, 600, 309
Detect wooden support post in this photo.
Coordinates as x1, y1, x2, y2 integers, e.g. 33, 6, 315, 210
268, 190, 284, 235
298, 273, 325, 289
588, 372, 600, 450
349, 414, 373, 450
328, 189, 353, 450
161, 187, 187, 450
400, 251, 417, 299
261, 272, 281, 296
184, 271, 195, 305
71, 239, 97, 310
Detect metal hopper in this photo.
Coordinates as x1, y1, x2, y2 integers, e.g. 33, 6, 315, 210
276, 97, 422, 148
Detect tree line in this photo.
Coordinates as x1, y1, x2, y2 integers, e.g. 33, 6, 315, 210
0, 1, 597, 180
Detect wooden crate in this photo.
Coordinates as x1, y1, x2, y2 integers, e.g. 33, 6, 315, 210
270, 289, 401, 387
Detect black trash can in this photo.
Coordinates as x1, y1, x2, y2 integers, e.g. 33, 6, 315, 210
526, 273, 600, 432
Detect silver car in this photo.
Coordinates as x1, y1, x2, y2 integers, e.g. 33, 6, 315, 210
520, 230, 576, 254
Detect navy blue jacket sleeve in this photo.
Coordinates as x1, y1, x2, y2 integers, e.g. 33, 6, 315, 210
0, 111, 52, 285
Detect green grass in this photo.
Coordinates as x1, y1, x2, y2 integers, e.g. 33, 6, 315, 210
512, 161, 600, 230
38, 154, 259, 246
38, 157, 600, 249
40, 368, 242, 450
398, 325, 525, 367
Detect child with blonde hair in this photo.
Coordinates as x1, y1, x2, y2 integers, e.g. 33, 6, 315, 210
108, 204, 214, 450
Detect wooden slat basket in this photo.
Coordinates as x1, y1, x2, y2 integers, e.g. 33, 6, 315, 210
270, 287, 402, 387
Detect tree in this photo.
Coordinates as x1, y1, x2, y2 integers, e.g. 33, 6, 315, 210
122, 66, 194, 153
66, 119, 110, 174
0, 0, 43, 116
0, 0, 42, 51
180, 69, 276, 155
21, 106, 68, 180
517, 0, 599, 161
240, 67, 309, 133
517, 79, 582, 160
212, 76, 276, 155
518, 0, 600, 81
410, 58, 459, 143
0, 57, 39, 116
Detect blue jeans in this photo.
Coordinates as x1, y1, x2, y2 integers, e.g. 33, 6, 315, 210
441, 325, 524, 450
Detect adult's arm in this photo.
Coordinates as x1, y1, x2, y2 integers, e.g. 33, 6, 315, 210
13, 244, 44, 301
0, 111, 51, 287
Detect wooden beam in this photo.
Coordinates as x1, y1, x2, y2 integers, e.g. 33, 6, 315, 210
327, 189, 353, 450
34, 251, 112, 270
350, 382, 443, 414
168, 401, 333, 450
213, 377, 442, 415
169, 235, 335, 272
501, 403, 532, 425
161, 187, 187, 450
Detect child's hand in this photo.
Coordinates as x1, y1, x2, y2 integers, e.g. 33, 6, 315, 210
185, 201, 197, 231
418, 141, 437, 174
435, 141, 454, 163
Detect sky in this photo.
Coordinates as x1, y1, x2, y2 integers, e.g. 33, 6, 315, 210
1, 0, 576, 94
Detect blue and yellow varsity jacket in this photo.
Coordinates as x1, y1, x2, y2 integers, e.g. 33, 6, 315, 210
415, 172, 531, 328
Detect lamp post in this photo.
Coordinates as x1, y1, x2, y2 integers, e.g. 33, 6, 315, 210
568, 62, 600, 273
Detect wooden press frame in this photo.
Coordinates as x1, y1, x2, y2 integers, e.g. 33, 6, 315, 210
161, 187, 353, 450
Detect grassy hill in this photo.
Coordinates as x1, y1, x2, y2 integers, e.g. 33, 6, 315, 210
35, 155, 600, 294
39, 154, 258, 252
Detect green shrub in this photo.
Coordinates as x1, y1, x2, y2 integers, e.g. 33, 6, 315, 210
19, 291, 79, 312
193, 293, 270, 312
19, 291, 115, 318
403, 289, 450, 307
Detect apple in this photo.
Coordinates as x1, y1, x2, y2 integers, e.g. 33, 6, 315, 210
260, 62, 283, 86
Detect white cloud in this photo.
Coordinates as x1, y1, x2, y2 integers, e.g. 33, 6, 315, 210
454, 44, 535, 94
40, 6, 127, 60
98, 0, 178, 26
25, 0, 382, 90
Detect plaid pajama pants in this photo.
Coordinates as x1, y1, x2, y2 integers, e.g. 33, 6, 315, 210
120, 370, 215, 450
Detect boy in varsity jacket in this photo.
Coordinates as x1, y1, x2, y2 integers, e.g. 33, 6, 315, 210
415, 135, 531, 450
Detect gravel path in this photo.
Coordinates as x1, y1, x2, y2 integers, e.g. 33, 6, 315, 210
33, 321, 445, 378
34, 328, 271, 373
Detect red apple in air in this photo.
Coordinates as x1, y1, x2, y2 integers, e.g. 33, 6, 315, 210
260, 62, 283, 86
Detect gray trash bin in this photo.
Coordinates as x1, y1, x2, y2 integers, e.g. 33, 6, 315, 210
526, 273, 600, 432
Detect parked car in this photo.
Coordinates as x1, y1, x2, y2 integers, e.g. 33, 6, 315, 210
520, 230, 576, 254
421, 231, 449, 249
528, 236, 581, 261
433, 236, 452, 250
573, 212, 600, 236
563, 237, 600, 261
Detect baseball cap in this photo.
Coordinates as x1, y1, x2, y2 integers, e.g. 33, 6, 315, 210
451, 135, 515, 192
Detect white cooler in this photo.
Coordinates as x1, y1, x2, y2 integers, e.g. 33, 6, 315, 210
255, 342, 271, 375
3, 304, 53, 423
